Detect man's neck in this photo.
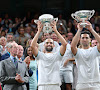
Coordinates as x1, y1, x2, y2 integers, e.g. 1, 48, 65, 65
17, 56, 21, 59
45, 51, 52, 53
82, 46, 90, 49
11, 54, 17, 57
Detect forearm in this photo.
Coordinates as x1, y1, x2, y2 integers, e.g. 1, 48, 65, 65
64, 58, 75, 65
54, 29, 67, 46
90, 29, 100, 43
71, 30, 81, 47
68, 58, 75, 61
31, 31, 41, 47
22, 67, 29, 83
0, 76, 17, 84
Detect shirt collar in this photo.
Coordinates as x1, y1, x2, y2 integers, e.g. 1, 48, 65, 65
10, 55, 17, 63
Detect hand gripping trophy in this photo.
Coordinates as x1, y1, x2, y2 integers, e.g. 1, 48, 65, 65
71, 10, 95, 27
34, 14, 58, 33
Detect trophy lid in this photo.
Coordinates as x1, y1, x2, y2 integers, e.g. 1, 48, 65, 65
39, 14, 54, 20
75, 10, 91, 13
75, 10, 95, 14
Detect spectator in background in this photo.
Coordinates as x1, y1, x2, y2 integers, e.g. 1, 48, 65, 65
0, 30, 6, 37
0, 45, 2, 90
1, 42, 12, 60
15, 27, 29, 48
51, 33, 59, 42
13, 17, 21, 35
39, 33, 51, 52
1, 13, 12, 27
0, 25, 3, 36
25, 26, 32, 38
17, 45, 33, 90
23, 11, 32, 26
67, 21, 73, 33
17, 45, 24, 61
6, 33, 14, 43
67, 20, 78, 35
0, 37, 7, 54
60, 33, 74, 90
72, 61, 78, 90
30, 30, 35, 39
91, 39, 98, 47
30, 19, 37, 31
57, 13, 67, 32
24, 46, 37, 90
26, 39, 32, 48
0, 45, 3, 60
0, 42, 29, 90
94, 11, 100, 25
95, 25, 100, 35
91, 39, 100, 72
67, 32, 74, 44
90, 17, 95, 29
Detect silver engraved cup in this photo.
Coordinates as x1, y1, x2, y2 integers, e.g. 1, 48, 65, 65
71, 10, 95, 27
34, 14, 58, 33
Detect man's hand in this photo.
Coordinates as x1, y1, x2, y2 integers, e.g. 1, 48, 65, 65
24, 56, 30, 68
37, 21, 43, 32
77, 22, 83, 31
85, 21, 93, 31
15, 73, 24, 83
63, 59, 69, 67
50, 20, 57, 32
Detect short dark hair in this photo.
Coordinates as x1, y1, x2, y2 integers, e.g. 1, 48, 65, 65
81, 30, 91, 37
6, 33, 14, 36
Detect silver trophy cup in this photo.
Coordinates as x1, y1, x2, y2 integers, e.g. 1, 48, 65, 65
34, 14, 58, 33
71, 10, 95, 27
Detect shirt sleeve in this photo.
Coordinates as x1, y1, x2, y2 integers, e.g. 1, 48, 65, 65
93, 46, 100, 56
56, 51, 63, 61
35, 51, 44, 61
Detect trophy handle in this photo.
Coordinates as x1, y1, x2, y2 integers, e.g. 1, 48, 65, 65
54, 18, 58, 22
34, 20, 38, 24
89, 10, 95, 20
71, 13, 79, 22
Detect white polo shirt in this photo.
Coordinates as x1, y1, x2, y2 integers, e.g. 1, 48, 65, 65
35, 51, 63, 86
75, 46, 100, 84
60, 44, 73, 71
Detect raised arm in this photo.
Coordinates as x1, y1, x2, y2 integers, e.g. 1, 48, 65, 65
51, 21, 67, 55
86, 21, 100, 52
71, 23, 83, 55
30, 21, 43, 57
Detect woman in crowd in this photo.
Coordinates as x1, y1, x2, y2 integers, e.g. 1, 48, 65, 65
25, 46, 38, 90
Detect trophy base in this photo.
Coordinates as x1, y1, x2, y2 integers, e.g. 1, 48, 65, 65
80, 23, 87, 27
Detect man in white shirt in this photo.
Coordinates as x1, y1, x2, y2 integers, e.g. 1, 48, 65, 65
39, 32, 60, 53
91, 39, 100, 73
71, 21, 100, 90
31, 20, 67, 90
60, 43, 74, 90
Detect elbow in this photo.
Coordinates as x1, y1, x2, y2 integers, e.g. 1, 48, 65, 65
30, 45, 35, 51
71, 43, 75, 50
63, 42, 67, 46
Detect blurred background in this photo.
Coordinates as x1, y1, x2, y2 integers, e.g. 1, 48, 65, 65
0, 0, 100, 20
